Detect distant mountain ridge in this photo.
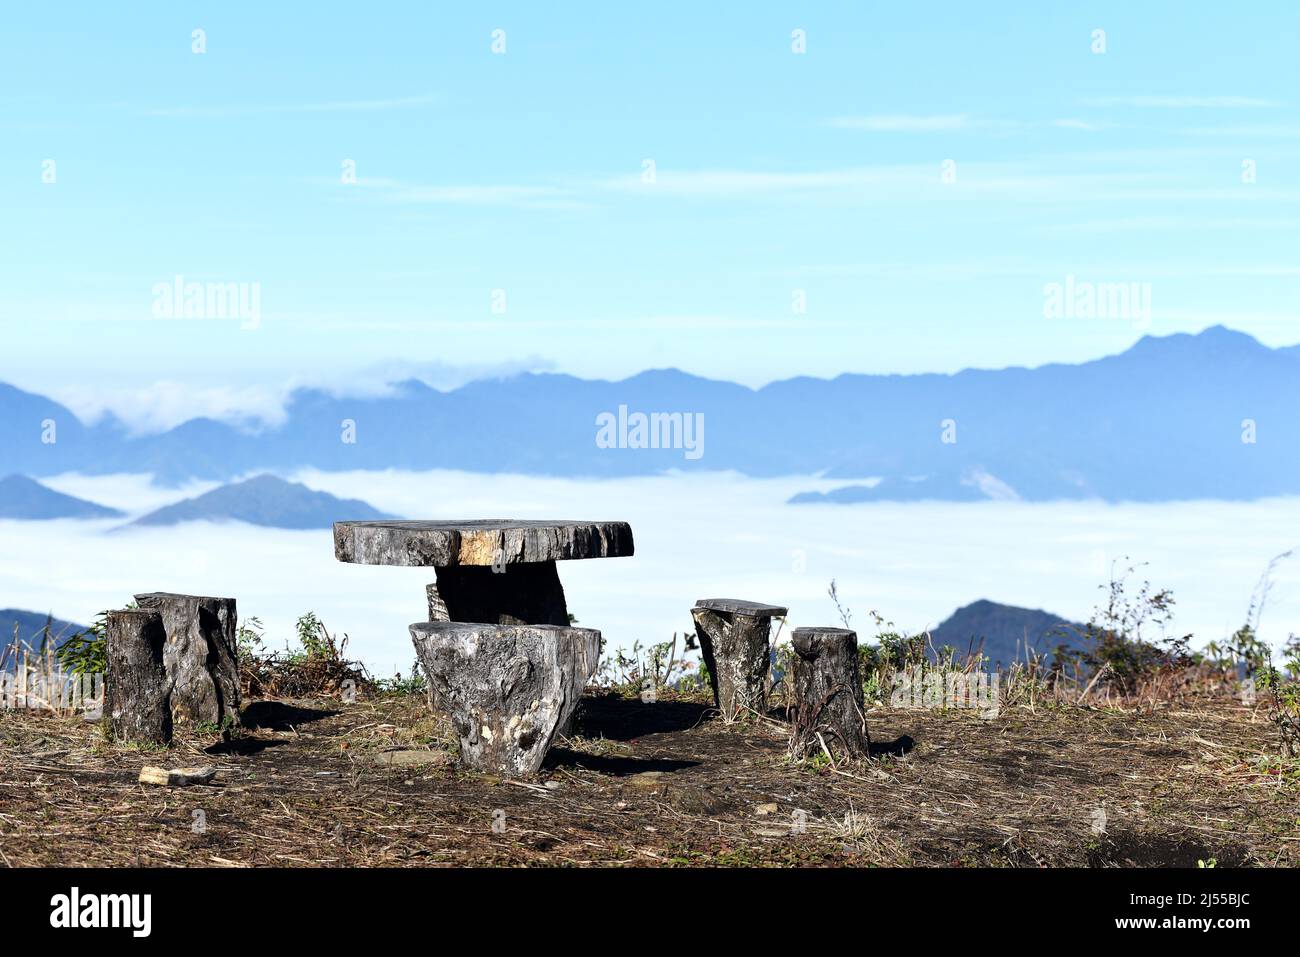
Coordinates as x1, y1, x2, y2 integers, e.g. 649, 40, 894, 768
2, 326, 1297, 502
1, 609, 87, 665
126, 475, 396, 530
0, 474, 124, 519
929, 599, 1086, 667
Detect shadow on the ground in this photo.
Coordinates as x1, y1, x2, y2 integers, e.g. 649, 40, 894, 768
240, 701, 338, 731
870, 734, 916, 758
1086, 830, 1249, 867
575, 695, 712, 741
543, 748, 701, 776
204, 737, 289, 757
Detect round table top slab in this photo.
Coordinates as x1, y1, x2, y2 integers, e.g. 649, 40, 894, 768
334, 519, 635, 567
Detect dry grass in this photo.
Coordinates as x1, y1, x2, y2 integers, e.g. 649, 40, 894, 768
0, 688, 1296, 867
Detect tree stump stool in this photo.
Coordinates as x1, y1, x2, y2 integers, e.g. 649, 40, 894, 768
106, 608, 172, 745
409, 621, 601, 775
104, 593, 241, 745
788, 626, 871, 761
691, 598, 787, 721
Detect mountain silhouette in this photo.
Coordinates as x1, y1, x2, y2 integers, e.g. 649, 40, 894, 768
0, 326, 1294, 501
126, 475, 395, 530
928, 599, 1086, 667
0, 474, 124, 520
0, 609, 88, 664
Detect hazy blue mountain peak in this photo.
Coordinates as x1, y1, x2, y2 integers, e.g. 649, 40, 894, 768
0, 474, 124, 520
126, 474, 395, 530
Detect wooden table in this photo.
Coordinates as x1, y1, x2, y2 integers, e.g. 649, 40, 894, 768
333, 519, 635, 625
335, 520, 634, 771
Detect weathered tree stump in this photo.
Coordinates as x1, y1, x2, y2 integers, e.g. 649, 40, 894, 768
789, 626, 871, 760
133, 593, 241, 730
691, 599, 787, 721
106, 609, 172, 745
409, 621, 601, 775
427, 562, 569, 626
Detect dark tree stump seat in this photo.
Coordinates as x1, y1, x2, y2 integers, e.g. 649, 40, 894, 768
788, 626, 871, 761
106, 609, 171, 745
691, 597, 788, 721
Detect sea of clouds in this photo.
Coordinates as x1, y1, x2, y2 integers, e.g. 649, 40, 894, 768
5, 469, 1297, 677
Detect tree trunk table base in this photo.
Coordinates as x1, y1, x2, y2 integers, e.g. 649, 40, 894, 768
426, 562, 569, 626
691, 598, 787, 721
789, 626, 871, 761
410, 621, 601, 775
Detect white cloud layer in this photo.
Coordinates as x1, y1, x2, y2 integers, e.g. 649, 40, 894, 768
7, 471, 1297, 672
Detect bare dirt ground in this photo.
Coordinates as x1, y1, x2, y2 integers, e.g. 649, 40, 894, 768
1, 690, 1296, 867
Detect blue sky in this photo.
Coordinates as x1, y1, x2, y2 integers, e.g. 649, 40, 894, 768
2, 1, 1298, 427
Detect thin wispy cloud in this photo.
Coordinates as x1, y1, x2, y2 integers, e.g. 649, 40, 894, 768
1175, 124, 1300, 138
595, 165, 934, 196
45, 358, 561, 434
1053, 118, 1103, 131
1078, 95, 1282, 109
52, 380, 292, 433
603, 164, 1171, 203
388, 184, 576, 207
317, 174, 588, 210
823, 114, 972, 132
341, 166, 937, 208
827, 115, 1106, 134
1207, 264, 1300, 277
349, 162, 1182, 208
142, 94, 440, 118
776, 262, 1045, 281
1040, 215, 1300, 236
